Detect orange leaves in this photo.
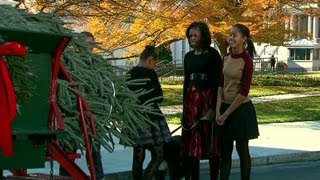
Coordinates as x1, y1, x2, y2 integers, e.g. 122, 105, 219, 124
22, 0, 320, 58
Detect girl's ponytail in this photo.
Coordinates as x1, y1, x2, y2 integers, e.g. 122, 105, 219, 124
246, 38, 256, 59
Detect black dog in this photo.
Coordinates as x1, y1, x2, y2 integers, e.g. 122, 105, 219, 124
164, 135, 185, 180
156, 135, 185, 180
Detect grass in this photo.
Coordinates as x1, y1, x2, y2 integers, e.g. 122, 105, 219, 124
302, 73, 320, 77
162, 84, 320, 106
255, 96, 320, 123
165, 113, 182, 124
162, 84, 183, 106
164, 96, 320, 124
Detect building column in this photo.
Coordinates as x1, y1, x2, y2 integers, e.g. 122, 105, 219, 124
297, 15, 302, 33
290, 15, 296, 31
313, 17, 319, 40
308, 16, 312, 34
181, 39, 186, 59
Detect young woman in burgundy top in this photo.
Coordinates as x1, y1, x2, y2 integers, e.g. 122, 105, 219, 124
181, 21, 222, 180
215, 24, 259, 180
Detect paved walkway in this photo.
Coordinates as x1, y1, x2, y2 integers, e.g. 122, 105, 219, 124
3, 92, 320, 179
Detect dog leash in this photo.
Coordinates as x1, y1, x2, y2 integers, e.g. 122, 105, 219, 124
170, 125, 182, 135
171, 117, 213, 135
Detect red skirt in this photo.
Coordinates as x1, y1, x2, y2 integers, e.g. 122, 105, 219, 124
180, 86, 220, 159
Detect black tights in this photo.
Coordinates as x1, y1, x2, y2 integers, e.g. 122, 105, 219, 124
220, 140, 251, 180
210, 156, 221, 180
132, 143, 164, 180
184, 156, 220, 180
184, 157, 199, 180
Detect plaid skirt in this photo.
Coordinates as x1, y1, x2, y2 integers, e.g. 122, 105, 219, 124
123, 115, 171, 147
220, 101, 259, 140
180, 86, 220, 159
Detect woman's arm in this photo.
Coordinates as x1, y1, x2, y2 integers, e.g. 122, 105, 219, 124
150, 70, 163, 104
217, 94, 247, 124
182, 54, 190, 108
215, 87, 223, 124
209, 47, 222, 109
202, 48, 223, 120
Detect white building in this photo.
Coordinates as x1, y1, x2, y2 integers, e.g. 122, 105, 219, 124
0, 0, 18, 6
255, 4, 320, 72
170, 39, 191, 65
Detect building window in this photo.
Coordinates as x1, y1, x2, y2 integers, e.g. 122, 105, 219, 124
289, 48, 311, 60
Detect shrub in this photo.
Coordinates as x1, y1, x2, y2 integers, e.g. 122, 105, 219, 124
252, 74, 320, 87
276, 61, 287, 72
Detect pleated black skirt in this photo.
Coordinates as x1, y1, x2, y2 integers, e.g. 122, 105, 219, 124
220, 101, 259, 140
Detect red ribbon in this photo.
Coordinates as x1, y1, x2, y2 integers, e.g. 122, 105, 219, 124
0, 42, 26, 157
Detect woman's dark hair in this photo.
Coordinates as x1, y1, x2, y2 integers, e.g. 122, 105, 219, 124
140, 45, 158, 60
233, 24, 256, 58
186, 21, 212, 48
81, 31, 95, 42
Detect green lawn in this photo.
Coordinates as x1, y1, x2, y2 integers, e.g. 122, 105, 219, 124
162, 84, 183, 106
165, 96, 320, 124
162, 84, 320, 106
255, 96, 320, 123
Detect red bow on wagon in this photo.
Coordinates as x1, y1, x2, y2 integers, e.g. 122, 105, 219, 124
0, 42, 26, 157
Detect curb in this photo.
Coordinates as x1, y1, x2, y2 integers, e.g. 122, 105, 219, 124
200, 151, 320, 169
105, 151, 320, 179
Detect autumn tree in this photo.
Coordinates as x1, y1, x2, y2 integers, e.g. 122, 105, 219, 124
19, 0, 320, 57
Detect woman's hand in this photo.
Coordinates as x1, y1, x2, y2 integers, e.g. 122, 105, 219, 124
216, 112, 229, 125
215, 110, 220, 119
201, 109, 215, 121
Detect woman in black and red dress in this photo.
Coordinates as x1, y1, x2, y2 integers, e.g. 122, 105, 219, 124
181, 21, 222, 180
